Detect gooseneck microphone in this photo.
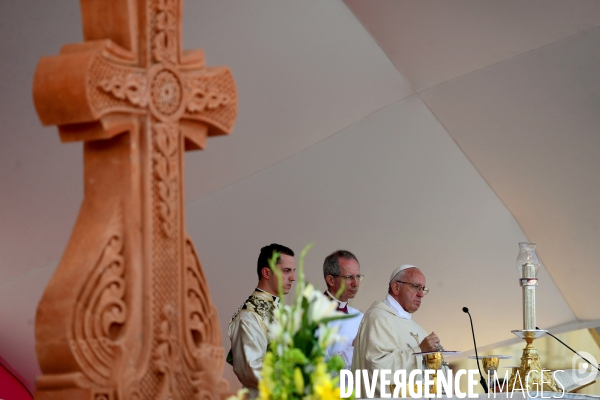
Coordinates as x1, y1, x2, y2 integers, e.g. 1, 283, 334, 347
463, 307, 489, 393
536, 326, 600, 372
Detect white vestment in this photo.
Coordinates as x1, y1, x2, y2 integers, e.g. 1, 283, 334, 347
228, 289, 278, 398
351, 295, 427, 398
325, 303, 363, 370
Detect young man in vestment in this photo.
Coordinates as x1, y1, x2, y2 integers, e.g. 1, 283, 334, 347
351, 264, 441, 398
322, 250, 364, 370
227, 244, 296, 397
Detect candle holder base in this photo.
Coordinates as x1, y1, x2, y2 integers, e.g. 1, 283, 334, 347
508, 331, 560, 393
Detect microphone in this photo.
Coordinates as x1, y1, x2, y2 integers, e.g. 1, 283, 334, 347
463, 307, 489, 393
536, 326, 600, 372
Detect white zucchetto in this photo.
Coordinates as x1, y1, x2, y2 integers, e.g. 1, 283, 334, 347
389, 264, 417, 284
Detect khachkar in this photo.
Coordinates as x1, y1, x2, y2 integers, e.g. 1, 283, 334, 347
32, 1, 237, 399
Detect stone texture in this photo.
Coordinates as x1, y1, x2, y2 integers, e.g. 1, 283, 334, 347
32, 1, 237, 399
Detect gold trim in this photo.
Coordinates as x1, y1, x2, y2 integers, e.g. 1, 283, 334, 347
507, 334, 560, 392
570, 380, 596, 393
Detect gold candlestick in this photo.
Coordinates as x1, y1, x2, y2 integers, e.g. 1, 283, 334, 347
509, 243, 559, 393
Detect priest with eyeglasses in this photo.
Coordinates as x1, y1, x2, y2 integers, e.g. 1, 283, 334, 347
351, 264, 442, 398
322, 250, 365, 371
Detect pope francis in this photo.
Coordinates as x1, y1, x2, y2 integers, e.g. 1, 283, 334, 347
351, 264, 441, 398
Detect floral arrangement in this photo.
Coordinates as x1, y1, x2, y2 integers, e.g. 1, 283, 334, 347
229, 245, 353, 400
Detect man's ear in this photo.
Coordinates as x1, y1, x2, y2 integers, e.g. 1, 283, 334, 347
325, 275, 335, 287
260, 266, 271, 280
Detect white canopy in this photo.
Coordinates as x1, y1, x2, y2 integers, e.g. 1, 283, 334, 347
1, 0, 599, 391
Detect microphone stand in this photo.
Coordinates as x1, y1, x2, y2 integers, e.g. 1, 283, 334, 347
463, 307, 489, 393
536, 326, 600, 372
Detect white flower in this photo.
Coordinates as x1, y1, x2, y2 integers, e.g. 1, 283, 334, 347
317, 323, 343, 349
302, 283, 318, 302
290, 305, 303, 334
269, 303, 305, 342
300, 282, 339, 323
308, 290, 338, 323
268, 318, 283, 339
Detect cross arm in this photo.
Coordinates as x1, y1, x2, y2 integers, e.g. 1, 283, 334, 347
33, 40, 143, 143
180, 64, 237, 151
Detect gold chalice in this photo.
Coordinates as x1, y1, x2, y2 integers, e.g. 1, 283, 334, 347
469, 355, 511, 392
424, 352, 443, 394
414, 349, 460, 396
425, 352, 443, 369
482, 356, 500, 376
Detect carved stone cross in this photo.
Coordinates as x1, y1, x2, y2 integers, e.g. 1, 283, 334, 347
32, 1, 236, 399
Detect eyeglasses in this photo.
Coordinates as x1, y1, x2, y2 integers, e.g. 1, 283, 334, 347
331, 274, 364, 282
395, 281, 429, 295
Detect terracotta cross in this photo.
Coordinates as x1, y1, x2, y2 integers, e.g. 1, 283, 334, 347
32, 1, 236, 399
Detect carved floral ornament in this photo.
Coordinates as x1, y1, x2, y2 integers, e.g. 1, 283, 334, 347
98, 74, 148, 107
186, 79, 230, 113
152, 0, 179, 65
153, 122, 179, 238
98, 67, 230, 119
70, 211, 126, 385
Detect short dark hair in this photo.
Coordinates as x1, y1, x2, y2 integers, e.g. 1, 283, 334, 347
323, 250, 359, 279
257, 243, 295, 280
